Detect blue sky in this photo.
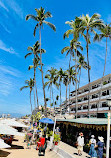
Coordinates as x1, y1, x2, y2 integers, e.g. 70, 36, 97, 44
0, 0, 111, 115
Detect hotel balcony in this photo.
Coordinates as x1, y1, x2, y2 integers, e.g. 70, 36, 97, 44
69, 107, 109, 115
70, 94, 111, 108
70, 82, 111, 101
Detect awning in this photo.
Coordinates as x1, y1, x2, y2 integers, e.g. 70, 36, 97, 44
56, 118, 110, 125
0, 119, 28, 128
0, 123, 25, 136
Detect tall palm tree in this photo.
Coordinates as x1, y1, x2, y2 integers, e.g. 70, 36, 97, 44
77, 55, 88, 91
25, 41, 45, 110
28, 57, 40, 110
56, 68, 64, 114
63, 19, 83, 118
94, 23, 111, 113
20, 78, 34, 113
94, 23, 111, 77
63, 71, 69, 112
76, 13, 104, 117
26, 7, 56, 116
45, 67, 59, 110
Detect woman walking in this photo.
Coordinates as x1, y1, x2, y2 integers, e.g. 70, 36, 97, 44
95, 136, 105, 158
88, 135, 97, 158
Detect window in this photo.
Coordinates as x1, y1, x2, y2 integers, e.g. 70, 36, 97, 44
102, 102, 108, 107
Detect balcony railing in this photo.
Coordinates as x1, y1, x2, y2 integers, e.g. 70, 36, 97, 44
70, 82, 111, 100
70, 94, 111, 107
69, 107, 109, 114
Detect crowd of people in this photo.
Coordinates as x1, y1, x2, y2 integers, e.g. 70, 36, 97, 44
77, 132, 105, 158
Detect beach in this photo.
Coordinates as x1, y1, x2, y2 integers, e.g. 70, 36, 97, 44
0, 136, 60, 158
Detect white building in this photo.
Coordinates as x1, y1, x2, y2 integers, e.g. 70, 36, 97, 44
62, 74, 111, 118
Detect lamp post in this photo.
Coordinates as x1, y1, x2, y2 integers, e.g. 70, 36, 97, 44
106, 98, 111, 158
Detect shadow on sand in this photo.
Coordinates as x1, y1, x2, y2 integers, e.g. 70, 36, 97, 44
0, 150, 10, 157
8, 144, 24, 150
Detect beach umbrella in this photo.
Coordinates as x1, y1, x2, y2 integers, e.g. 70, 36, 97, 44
39, 118, 54, 124
0, 119, 28, 128
0, 139, 11, 149
0, 123, 25, 136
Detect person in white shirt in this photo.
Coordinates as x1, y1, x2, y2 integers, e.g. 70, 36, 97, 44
77, 132, 84, 156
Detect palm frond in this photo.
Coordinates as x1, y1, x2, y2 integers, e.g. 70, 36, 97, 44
26, 14, 37, 21
25, 52, 32, 59
61, 46, 70, 54
44, 11, 52, 18
43, 21, 56, 31
20, 86, 29, 91
28, 65, 34, 70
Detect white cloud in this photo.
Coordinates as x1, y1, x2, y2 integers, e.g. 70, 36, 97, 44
0, 23, 11, 34
6, 0, 24, 19
0, 40, 17, 55
0, 1, 8, 12
0, 65, 22, 96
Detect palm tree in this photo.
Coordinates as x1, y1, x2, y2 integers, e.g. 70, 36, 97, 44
28, 57, 40, 110
26, 7, 56, 116
94, 23, 111, 113
25, 41, 44, 110
63, 19, 83, 118
20, 78, 34, 113
63, 71, 69, 112
77, 55, 88, 91
76, 13, 104, 117
94, 23, 111, 77
45, 67, 59, 110
67, 67, 76, 99
56, 68, 64, 114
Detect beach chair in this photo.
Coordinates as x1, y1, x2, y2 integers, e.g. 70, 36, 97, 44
36, 137, 45, 150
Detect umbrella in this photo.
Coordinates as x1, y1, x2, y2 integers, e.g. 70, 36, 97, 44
0, 139, 11, 149
0, 123, 25, 136
39, 118, 54, 124
0, 119, 28, 128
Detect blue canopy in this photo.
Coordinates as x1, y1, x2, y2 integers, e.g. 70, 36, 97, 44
39, 118, 54, 124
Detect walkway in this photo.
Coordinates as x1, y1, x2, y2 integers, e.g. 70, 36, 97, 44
54, 141, 90, 158
0, 136, 61, 158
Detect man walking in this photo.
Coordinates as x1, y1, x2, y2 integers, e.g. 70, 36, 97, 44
77, 132, 84, 156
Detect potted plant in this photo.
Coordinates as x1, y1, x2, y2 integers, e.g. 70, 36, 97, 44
54, 134, 61, 145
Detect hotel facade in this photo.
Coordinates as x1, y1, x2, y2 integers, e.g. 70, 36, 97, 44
62, 74, 111, 117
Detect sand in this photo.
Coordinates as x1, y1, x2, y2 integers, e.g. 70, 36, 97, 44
0, 136, 60, 158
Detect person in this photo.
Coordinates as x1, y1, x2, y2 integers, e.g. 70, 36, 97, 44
77, 132, 84, 156
88, 135, 97, 158
95, 136, 105, 158
55, 127, 60, 135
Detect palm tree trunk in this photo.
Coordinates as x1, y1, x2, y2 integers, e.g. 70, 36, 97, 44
75, 45, 78, 119
86, 30, 90, 118
66, 82, 68, 113
78, 68, 81, 93
33, 88, 36, 110
103, 37, 107, 77
52, 87, 55, 113
60, 82, 62, 115
98, 37, 108, 114
39, 25, 47, 116
34, 56, 39, 111
30, 90, 32, 114
50, 84, 52, 115
69, 82, 71, 114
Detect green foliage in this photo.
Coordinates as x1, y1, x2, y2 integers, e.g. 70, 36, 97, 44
47, 131, 53, 137
31, 112, 42, 122
54, 134, 61, 142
